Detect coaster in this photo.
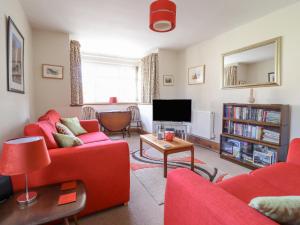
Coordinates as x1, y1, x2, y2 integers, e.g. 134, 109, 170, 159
61, 181, 77, 191
58, 192, 77, 205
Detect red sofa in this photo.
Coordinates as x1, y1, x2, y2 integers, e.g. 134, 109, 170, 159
165, 139, 300, 225
11, 110, 130, 216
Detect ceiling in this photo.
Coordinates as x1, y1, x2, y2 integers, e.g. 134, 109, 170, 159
20, 0, 299, 59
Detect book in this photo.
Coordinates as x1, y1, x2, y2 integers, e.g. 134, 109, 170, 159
61, 181, 77, 191
58, 192, 77, 205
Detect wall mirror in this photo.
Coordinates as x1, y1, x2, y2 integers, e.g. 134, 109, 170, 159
222, 37, 281, 88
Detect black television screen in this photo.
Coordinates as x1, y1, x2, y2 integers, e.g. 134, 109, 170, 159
153, 99, 192, 122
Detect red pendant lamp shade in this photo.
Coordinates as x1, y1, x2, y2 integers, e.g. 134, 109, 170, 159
150, 0, 176, 32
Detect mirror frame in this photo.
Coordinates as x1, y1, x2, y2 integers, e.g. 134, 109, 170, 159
222, 37, 281, 89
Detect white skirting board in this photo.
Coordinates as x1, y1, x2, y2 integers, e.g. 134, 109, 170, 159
191, 110, 215, 139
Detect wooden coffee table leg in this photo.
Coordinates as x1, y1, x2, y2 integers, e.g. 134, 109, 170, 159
164, 153, 168, 178
191, 146, 195, 172
140, 138, 143, 157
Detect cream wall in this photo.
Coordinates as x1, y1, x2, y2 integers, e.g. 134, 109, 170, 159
0, 0, 33, 147
246, 59, 274, 83
178, 2, 300, 142
32, 30, 82, 118
158, 49, 182, 99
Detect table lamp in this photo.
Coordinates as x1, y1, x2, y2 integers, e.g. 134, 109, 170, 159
0, 136, 51, 205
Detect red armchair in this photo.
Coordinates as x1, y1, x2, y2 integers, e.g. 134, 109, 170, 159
11, 110, 130, 216
165, 139, 300, 225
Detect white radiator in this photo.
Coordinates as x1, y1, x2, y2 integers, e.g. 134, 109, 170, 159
191, 110, 215, 139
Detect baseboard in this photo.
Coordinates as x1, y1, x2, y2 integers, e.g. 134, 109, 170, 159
187, 135, 220, 153
128, 128, 149, 134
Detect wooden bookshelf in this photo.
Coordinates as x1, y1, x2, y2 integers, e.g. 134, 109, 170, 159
220, 103, 290, 169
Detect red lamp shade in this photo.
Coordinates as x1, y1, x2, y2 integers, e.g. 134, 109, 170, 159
150, 0, 176, 32
0, 136, 51, 176
109, 97, 118, 104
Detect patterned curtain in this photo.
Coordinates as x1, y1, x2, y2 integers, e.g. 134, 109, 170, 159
224, 65, 238, 86
70, 40, 83, 105
141, 53, 160, 104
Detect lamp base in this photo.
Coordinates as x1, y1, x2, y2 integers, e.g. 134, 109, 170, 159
16, 191, 37, 205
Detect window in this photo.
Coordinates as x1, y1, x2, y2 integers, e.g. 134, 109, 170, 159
82, 57, 140, 103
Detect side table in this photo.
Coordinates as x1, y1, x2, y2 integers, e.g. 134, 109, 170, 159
0, 181, 86, 225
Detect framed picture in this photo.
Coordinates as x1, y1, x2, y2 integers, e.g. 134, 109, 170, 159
188, 65, 205, 85
42, 64, 64, 79
268, 72, 275, 83
163, 75, 174, 86
7, 17, 25, 94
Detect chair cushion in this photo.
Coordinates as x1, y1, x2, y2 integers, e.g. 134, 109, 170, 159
77, 132, 110, 144
250, 163, 300, 195
37, 120, 58, 149
216, 174, 286, 203
38, 110, 61, 126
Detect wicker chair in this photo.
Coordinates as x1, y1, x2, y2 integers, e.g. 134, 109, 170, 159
127, 105, 143, 133
81, 106, 97, 120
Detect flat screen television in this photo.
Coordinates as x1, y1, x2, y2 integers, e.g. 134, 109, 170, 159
153, 99, 192, 122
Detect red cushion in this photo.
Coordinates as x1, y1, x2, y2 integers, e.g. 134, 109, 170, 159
216, 174, 286, 203
77, 132, 110, 144
37, 120, 58, 149
38, 109, 61, 126
250, 163, 300, 194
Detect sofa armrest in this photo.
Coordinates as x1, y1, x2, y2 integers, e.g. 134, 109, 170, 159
165, 169, 278, 225
11, 140, 130, 215
80, 119, 99, 133
287, 138, 300, 166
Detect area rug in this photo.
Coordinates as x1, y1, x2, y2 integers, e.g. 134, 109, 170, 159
130, 148, 231, 205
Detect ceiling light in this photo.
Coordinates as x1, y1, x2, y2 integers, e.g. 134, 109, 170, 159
149, 0, 176, 32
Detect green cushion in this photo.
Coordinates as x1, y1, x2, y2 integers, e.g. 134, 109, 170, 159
53, 133, 83, 148
249, 196, 300, 224
60, 117, 87, 136
56, 122, 75, 136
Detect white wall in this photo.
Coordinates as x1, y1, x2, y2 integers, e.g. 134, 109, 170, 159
138, 104, 153, 133
177, 2, 300, 142
0, 0, 33, 147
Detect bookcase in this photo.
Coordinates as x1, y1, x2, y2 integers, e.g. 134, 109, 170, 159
220, 103, 290, 169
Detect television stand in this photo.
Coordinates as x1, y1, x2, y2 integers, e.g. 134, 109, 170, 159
153, 121, 190, 139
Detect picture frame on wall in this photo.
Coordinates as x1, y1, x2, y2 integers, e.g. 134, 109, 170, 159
163, 75, 174, 86
42, 64, 64, 79
188, 65, 205, 85
7, 17, 25, 94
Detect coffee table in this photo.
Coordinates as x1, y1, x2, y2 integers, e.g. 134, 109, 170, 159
140, 134, 194, 178
0, 181, 86, 225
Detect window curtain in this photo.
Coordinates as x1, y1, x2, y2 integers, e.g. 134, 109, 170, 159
224, 65, 238, 86
141, 53, 160, 104
70, 40, 83, 105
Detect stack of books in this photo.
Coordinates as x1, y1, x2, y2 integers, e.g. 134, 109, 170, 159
232, 123, 262, 140
253, 144, 277, 167
265, 111, 281, 124
222, 138, 253, 160
262, 129, 280, 144
223, 106, 281, 124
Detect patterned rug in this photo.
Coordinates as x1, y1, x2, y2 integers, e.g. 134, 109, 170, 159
130, 148, 231, 205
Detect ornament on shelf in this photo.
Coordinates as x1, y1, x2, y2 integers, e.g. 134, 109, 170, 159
248, 88, 255, 104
